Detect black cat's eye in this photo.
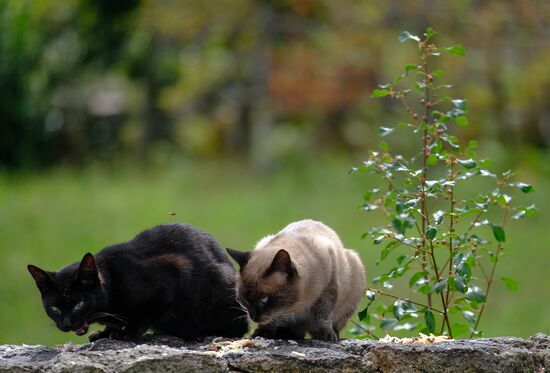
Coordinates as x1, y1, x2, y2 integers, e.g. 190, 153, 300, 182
260, 296, 269, 304
73, 301, 84, 312
50, 306, 61, 314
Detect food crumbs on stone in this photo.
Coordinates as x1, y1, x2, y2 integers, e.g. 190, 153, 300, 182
291, 351, 306, 357
379, 333, 451, 344
62, 342, 74, 352
203, 338, 274, 355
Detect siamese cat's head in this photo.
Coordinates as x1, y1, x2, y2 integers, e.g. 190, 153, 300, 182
227, 248, 299, 324
27, 253, 108, 336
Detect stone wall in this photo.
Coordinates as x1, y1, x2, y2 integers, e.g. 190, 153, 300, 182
0, 334, 548, 372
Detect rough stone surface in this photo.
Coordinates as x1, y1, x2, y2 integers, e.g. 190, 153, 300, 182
0, 334, 548, 372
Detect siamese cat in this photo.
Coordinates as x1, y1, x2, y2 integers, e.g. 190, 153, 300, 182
227, 219, 365, 341
28, 223, 248, 341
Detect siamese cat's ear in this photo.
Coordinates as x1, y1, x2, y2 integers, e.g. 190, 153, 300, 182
27, 265, 54, 293
268, 249, 296, 276
77, 253, 99, 286
226, 248, 250, 268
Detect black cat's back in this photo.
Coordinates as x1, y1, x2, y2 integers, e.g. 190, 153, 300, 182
98, 223, 248, 339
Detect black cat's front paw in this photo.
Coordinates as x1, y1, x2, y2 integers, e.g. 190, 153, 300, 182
88, 326, 123, 342
89, 329, 114, 342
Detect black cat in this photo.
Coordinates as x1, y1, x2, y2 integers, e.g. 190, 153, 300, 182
27, 224, 248, 341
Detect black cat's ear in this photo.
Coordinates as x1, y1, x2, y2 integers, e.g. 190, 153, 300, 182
226, 248, 250, 269
27, 265, 53, 293
268, 249, 296, 276
77, 253, 98, 285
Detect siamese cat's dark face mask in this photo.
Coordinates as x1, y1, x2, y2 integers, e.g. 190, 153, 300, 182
228, 248, 299, 324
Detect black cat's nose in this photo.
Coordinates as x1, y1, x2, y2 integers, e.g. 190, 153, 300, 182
59, 318, 73, 332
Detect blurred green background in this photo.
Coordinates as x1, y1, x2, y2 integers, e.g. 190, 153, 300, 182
1, 0, 549, 345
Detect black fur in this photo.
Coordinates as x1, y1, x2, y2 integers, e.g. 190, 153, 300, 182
28, 224, 248, 341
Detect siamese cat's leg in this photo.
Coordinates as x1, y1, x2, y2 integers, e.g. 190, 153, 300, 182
251, 323, 277, 338
308, 285, 339, 341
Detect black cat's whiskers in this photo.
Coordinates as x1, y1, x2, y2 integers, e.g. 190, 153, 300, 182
40, 322, 57, 330
90, 312, 128, 326
234, 298, 249, 315
232, 314, 249, 323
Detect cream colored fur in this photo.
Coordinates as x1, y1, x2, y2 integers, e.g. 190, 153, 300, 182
247, 219, 365, 335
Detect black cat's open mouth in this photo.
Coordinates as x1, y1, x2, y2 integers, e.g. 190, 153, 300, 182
74, 323, 89, 336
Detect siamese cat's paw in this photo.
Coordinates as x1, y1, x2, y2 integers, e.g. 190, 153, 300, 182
311, 322, 338, 341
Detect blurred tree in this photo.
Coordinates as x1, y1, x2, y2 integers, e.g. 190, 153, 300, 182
0, 0, 549, 170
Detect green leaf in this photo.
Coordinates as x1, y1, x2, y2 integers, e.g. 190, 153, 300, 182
501, 277, 519, 291
430, 278, 448, 294
452, 99, 468, 112
457, 158, 476, 169
453, 275, 468, 293
426, 226, 438, 240
455, 115, 469, 126
409, 271, 428, 288
379, 141, 389, 152
373, 235, 385, 245
358, 307, 369, 322
380, 318, 399, 330
462, 310, 476, 323
379, 126, 395, 137
425, 309, 435, 333
371, 89, 390, 97
405, 63, 418, 73
366, 290, 376, 300
431, 70, 444, 77
433, 210, 445, 225
393, 300, 418, 320
466, 287, 486, 303
491, 224, 506, 242
516, 183, 535, 193
425, 27, 437, 38
513, 205, 538, 220
399, 31, 420, 43
427, 154, 438, 166
363, 203, 379, 211
457, 263, 472, 281
446, 44, 465, 56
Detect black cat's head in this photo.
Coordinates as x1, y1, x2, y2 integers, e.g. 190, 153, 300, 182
27, 253, 108, 336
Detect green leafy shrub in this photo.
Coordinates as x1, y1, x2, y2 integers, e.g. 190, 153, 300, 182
352, 28, 537, 338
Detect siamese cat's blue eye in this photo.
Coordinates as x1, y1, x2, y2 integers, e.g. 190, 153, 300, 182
50, 306, 60, 314
260, 296, 269, 304
73, 301, 84, 312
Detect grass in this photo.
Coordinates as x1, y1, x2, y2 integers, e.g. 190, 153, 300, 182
0, 156, 548, 345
